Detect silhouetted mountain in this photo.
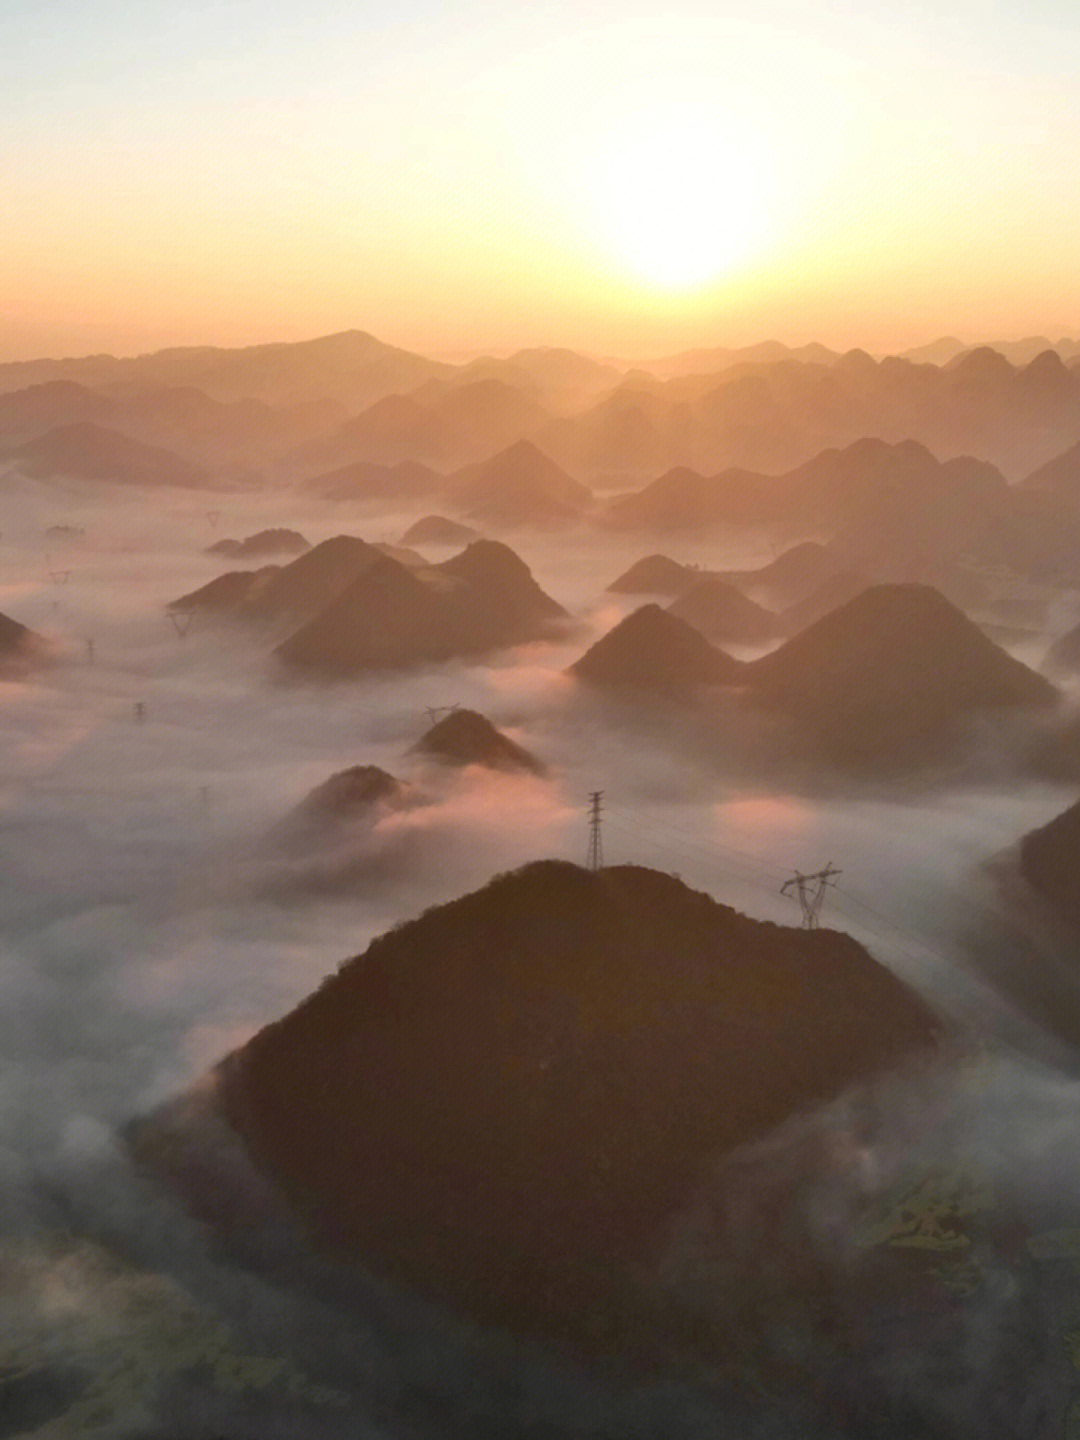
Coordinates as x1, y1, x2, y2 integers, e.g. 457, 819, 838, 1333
400, 515, 479, 547
450, 440, 592, 527
602, 440, 1017, 580
411, 709, 544, 774
666, 578, 777, 645
827, 451, 1008, 577
778, 569, 871, 636
0, 611, 42, 672
901, 336, 1080, 367
1019, 439, 1080, 504
646, 340, 840, 379
294, 379, 551, 473
899, 336, 969, 366
570, 605, 743, 692
746, 584, 1056, 768
292, 765, 407, 825
426, 378, 550, 456
274, 555, 455, 673
718, 542, 843, 607
9, 421, 209, 488
168, 535, 383, 622
435, 537, 567, 631
607, 554, 705, 596
1044, 622, 1080, 675
0, 330, 454, 411
0, 379, 345, 471
602, 464, 771, 530
240, 535, 385, 621
1018, 799, 1080, 927
500, 347, 622, 407
169, 565, 283, 613
207, 528, 309, 559
303, 458, 443, 503
175, 861, 937, 1352
297, 393, 457, 470
275, 541, 566, 676
372, 542, 426, 568
548, 349, 1080, 481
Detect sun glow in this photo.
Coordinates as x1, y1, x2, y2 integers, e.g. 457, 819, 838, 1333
589, 114, 778, 289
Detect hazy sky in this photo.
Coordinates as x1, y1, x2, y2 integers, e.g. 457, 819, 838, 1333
3, 0, 1079, 360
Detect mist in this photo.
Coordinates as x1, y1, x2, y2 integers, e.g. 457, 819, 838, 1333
5, 459, 1080, 1437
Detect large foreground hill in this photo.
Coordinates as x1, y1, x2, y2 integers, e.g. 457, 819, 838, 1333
140, 861, 938, 1354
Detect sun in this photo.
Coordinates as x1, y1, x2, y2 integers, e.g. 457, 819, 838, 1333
588, 115, 778, 290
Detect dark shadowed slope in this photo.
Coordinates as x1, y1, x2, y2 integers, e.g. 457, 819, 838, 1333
570, 605, 744, 693
747, 584, 1056, 768
169, 566, 282, 614
0, 611, 43, 673
607, 554, 706, 596
275, 541, 566, 676
168, 535, 383, 620
238, 535, 384, 620
291, 765, 407, 825
10, 421, 209, 488
667, 578, 777, 645
1018, 799, 1080, 928
434, 537, 567, 630
273, 555, 457, 673
411, 709, 545, 773
196, 861, 938, 1350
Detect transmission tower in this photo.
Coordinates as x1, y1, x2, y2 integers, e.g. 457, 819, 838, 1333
586, 791, 604, 872
167, 611, 193, 638
424, 703, 460, 726
781, 862, 842, 929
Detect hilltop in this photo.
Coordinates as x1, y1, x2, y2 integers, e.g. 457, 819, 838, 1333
450, 440, 593, 527
569, 605, 743, 693
207, 528, 309, 559
400, 515, 480, 547
142, 861, 938, 1354
276, 540, 567, 676
607, 554, 705, 596
746, 584, 1056, 768
170, 535, 382, 621
411, 709, 545, 773
291, 765, 407, 825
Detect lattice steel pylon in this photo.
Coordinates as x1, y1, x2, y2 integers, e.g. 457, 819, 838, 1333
781, 862, 842, 929
587, 791, 604, 872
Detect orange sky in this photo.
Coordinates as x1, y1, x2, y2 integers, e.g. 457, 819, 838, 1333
4, 1, 1079, 361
